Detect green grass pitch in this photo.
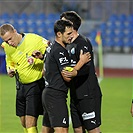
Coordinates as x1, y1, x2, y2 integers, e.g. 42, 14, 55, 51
0, 74, 133, 133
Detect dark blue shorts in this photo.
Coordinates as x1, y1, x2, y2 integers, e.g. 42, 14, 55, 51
16, 78, 45, 117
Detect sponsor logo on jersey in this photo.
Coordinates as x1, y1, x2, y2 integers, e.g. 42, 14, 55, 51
82, 111, 95, 120
91, 120, 96, 125
70, 59, 76, 66
59, 57, 69, 65
84, 46, 88, 50
59, 52, 64, 56
45, 81, 49, 86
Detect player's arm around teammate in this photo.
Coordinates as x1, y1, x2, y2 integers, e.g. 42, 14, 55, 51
33, 20, 90, 133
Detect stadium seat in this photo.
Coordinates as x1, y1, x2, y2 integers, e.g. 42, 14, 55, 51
124, 38, 133, 47
19, 13, 28, 20
126, 23, 133, 30
118, 14, 127, 22
91, 39, 97, 46
99, 23, 107, 32
108, 14, 119, 23
37, 13, 46, 20
105, 37, 115, 47
18, 21, 28, 33
42, 32, 48, 39
0, 38, 3, 45
46, 13, 59, 22
115, 30, 125, 39
122, 37, 133, 53
115, 38, 124, 47
106, 29, 115, 38
46, 28, 54, 41
126, 30, 133, 39
0, 13, 10, 21
106, 21, 117, 30
36, 21, 46, 29
89, 30, 97, 39
116, 21, 126, 30
101, 31, 106, 39
92, 14, 133, 51
12, 13, 19, 20
0, 54, 6, 74
128, 14, 133, 23
28, 13, 37, 21
37, 22, 47, 36
27, 22, 37, 33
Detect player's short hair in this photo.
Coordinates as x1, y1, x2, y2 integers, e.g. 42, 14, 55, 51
60, 11, 81, 31
0, 24, 14, 36
54, 19, 73, 35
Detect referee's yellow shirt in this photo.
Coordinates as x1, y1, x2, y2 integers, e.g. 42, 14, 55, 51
2, 33, 48, 84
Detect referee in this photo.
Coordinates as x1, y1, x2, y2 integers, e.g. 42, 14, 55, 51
0, 24, 48, 133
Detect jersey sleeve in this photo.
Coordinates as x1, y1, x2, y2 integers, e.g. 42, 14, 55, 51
5, 54, 15, 72
33, 37, 48, 64
2, 42, 15, 72
38, 38, 48, 55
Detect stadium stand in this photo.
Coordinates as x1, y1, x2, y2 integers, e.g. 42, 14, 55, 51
0, 12, 60, 73
88, 14, 133, 53
0, 13, 132, 71
0, 53, 6, 74
0, 13, 132, 50
0, 12, 59, 41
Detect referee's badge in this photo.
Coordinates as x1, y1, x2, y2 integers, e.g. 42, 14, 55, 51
27, 56, 34, 65
26, 53, 34, 65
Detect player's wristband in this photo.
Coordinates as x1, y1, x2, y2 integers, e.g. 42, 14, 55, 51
132, 99, 133, 103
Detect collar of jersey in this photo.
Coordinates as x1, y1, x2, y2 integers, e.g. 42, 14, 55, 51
18, 33, 26, 46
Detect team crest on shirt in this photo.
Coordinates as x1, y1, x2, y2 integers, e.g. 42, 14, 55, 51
70, 47, 75, 54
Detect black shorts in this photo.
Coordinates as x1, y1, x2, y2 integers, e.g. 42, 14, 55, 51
16, 78, 45, 117
42, 88, 69, 128
70, 96, 102, 131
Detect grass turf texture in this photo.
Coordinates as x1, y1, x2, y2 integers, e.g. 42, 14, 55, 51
0, 75, 133, 133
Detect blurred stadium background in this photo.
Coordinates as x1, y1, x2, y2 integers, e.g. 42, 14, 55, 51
0, 0, 132, 74
0, 0, 133, 132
